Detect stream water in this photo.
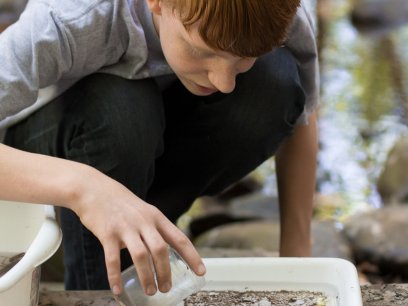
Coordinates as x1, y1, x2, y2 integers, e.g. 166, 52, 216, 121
318, 0, 408, 211
261, 0, 408, 219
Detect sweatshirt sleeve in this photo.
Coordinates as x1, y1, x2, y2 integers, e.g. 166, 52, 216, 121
0, 0, 126, 122
0, 3, 73, 120
285, 1, 320, 125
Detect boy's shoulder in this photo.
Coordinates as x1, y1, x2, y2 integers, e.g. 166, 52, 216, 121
27, 0, 132, 21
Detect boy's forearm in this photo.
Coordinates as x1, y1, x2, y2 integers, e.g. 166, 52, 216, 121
275, 112, 318, 257
0, 143, 89, 210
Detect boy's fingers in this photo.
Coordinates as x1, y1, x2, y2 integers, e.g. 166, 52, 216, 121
103, 242, 122, 295
158, 219, 206, 276
142, 233, 171, 293
175, 242, 206, 277
127, 241, 157, 296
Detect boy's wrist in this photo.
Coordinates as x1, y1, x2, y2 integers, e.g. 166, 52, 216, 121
58, 161, 96, 213
279, 228, 312, 257
279, 241, 311, 257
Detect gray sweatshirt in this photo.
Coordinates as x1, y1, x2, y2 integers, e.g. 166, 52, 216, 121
0, 0, 319, 134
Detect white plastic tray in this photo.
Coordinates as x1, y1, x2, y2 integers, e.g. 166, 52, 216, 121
201, 257, 362, 306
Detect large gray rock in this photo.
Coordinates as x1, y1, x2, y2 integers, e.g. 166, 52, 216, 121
311, 220, 353, 259
196, 247, 278, 258
193, 219, 353, 261
228, 193, 280, 220
343, 206, 408, 274
193, 220, 281, 252
377, 136, 408, 204
187, 193, 280, 238
350, 0, 408, 35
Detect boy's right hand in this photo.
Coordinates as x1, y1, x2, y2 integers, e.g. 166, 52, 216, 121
70, 166, 206, 296
0, 144, 205, 296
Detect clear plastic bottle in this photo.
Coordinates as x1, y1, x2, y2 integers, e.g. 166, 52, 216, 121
115, 248, 206, 306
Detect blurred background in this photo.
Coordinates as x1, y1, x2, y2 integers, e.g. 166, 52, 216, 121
1, 0, 408, 288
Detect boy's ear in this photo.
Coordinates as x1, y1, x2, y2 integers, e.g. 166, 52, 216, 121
146, 0, 162, 15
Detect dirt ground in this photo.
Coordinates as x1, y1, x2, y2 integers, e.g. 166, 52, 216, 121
361, 284, 408, 306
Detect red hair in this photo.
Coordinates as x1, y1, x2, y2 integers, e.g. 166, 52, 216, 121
166, 0, 301, 57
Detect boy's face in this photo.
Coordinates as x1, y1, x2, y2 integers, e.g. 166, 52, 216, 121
150, 1, 257, 96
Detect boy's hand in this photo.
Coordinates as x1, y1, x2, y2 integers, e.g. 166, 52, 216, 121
70, 167, 206, 296
0, 145, 205, 295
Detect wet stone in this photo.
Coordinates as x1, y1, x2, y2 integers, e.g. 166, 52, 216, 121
343, 206, 408, 276
350, 0, 408, 35
377, 135, 408, 204
193, 219, 352, 260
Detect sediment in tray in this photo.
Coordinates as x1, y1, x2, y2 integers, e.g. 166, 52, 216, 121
183, 290, 328, 306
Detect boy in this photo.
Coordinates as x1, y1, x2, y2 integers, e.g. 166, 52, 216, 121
0, 0, 318, 297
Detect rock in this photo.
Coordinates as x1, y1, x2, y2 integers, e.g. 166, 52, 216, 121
193, 220, 281, 252
183, 177, 265, 225
193, 219, 353, 260
215, 175, 264, 202
362, 284, 408, 305
350, 0, 408, 36
228, 193, 280, 221
188, 213, 258, 238
313, 193, 352, 221
187, 192, 280, 238
377, 136, 408, 204
343, 206, 408, 277
188, 192, 353, 261
196, 247, 278, 258
311, 220, 353, 259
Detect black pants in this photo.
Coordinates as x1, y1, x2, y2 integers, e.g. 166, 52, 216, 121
4, 47, 305, 290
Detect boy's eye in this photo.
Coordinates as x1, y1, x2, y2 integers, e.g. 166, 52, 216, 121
185, 41, 213, 58
188, 45, 204, 57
